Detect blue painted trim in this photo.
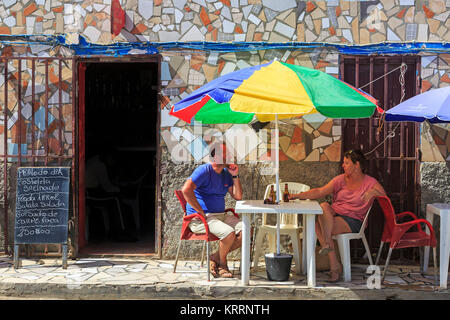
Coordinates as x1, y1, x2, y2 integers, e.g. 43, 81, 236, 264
0, 34, 449, 56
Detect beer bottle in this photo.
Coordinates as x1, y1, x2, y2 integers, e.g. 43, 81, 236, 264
283, 183, 290, 202
269, 185, 275, 204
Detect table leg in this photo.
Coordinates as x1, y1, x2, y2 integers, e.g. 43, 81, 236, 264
440, 213, 449, 289
62, 244, 68, 269
302, 215, 306, 275
423, 208, 434, 273
241, 212, 251, 286
306, 214, 316, 287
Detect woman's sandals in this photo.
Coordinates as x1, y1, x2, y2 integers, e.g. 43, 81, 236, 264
217, 266, 233, 278
318, 246, 334, 255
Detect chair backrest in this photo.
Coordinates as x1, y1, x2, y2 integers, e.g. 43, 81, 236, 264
376, 195, 397, 241
262, 182, 310, 228
175, 190, 187, 214
357, 203, 374, 236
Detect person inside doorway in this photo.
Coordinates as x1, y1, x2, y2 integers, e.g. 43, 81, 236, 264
85, 146, 138, 242
182, 143, 243, 278
289, 149, 386, 282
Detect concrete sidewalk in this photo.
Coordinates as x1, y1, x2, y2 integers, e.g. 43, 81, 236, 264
0, 255, 449, 300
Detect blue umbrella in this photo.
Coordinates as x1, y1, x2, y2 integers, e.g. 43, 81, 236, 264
385, 86, 450, 123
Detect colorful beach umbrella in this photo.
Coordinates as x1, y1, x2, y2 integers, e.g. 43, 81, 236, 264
385, 86, 450, 123
170, 60, 380, 124
169, 60, 380, 255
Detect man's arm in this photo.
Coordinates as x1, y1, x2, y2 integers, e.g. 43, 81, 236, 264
227, 164, 242, 200
182, 179, 206, 218
228, 177, 242, 200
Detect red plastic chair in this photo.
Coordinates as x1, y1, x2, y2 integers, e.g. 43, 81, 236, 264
172, 190, 239, 281
374, 203, 422, 266
375, 196, 438, 284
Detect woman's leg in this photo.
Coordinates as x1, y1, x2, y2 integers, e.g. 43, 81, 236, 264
317, 202, 336, 250
326, 216, 352, 281
315, 218, 326, 248
317, 203, 353, 280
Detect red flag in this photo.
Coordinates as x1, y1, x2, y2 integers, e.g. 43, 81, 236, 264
111, 0, 125, 36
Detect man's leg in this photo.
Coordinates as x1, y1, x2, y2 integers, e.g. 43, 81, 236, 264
218, 232, 236, 268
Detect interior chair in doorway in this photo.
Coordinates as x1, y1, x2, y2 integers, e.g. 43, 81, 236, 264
253, 182, 310, 274
173, 190, 240, 281
331, 205, 374, 282
375, 196, 438, 284
85, 191, 125, 241
121, 171, 149, 237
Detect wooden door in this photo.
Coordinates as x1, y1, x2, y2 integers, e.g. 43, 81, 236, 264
341, 56, 421, 260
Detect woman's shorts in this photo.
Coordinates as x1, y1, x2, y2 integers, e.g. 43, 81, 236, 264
336, 214, 362, 233
188, 212, 242, 240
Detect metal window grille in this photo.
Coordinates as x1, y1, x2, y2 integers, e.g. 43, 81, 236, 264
0, 56, 75, 254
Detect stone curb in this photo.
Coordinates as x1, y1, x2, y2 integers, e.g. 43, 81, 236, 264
0, 282, 449, 300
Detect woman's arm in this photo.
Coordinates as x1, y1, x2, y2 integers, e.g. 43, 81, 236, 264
289, 179, 335, 200
361, 182, 386, 203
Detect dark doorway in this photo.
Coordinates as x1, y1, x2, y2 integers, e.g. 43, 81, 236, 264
341, 56, 421, 263
81, 61, 159, 255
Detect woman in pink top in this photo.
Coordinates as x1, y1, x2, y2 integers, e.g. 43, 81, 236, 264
289, 149, 386, 282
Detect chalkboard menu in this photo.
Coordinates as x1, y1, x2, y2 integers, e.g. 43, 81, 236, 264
14, 167, 70, 244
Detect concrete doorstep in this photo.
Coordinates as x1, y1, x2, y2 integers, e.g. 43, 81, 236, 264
0, 256, 448, 300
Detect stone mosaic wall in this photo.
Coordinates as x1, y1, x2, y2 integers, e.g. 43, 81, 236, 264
0, 0, 449, 44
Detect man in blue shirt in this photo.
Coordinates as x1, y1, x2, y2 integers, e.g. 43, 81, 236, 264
182, 143, 242, 278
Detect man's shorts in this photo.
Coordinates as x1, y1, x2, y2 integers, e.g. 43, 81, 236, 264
188, 212, 242, 240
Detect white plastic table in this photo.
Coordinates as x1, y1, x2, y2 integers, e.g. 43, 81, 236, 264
424, 203, 450, 289
235, 200, 323, 287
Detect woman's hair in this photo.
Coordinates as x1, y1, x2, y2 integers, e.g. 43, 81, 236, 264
344, 149, 366, 172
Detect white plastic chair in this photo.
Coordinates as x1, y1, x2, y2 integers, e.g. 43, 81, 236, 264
253, 182, 310, 274
332, 205, 374, 282
85, 193, 124, 241
121, 171, 148, 235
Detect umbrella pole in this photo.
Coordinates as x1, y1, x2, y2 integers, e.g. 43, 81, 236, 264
275, 115, 280, 255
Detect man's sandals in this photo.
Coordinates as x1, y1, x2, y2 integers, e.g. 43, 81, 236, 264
209, 260, 219, 278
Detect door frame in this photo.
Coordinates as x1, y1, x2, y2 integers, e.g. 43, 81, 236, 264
75, 55, 162, 257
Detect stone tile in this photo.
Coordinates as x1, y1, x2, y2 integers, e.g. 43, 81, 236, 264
388, 16, 403, 30
312, 135, 333, 149
404, 6, 415, 23
418, 24, 429, 41
429, 0, 446, 14
427, 18, 440, 34
138, 0, 153, 20
434, 11, 450, 22
286, 142, 305, 161
262, 0, 296, 12
248, 13, 261, 26
387, 27, 401, 41
324, 140, 341, 161
274, 21, 295, 38
405, 23, 417, 41
83, 26, 101, 42
304, 148, 320, 161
